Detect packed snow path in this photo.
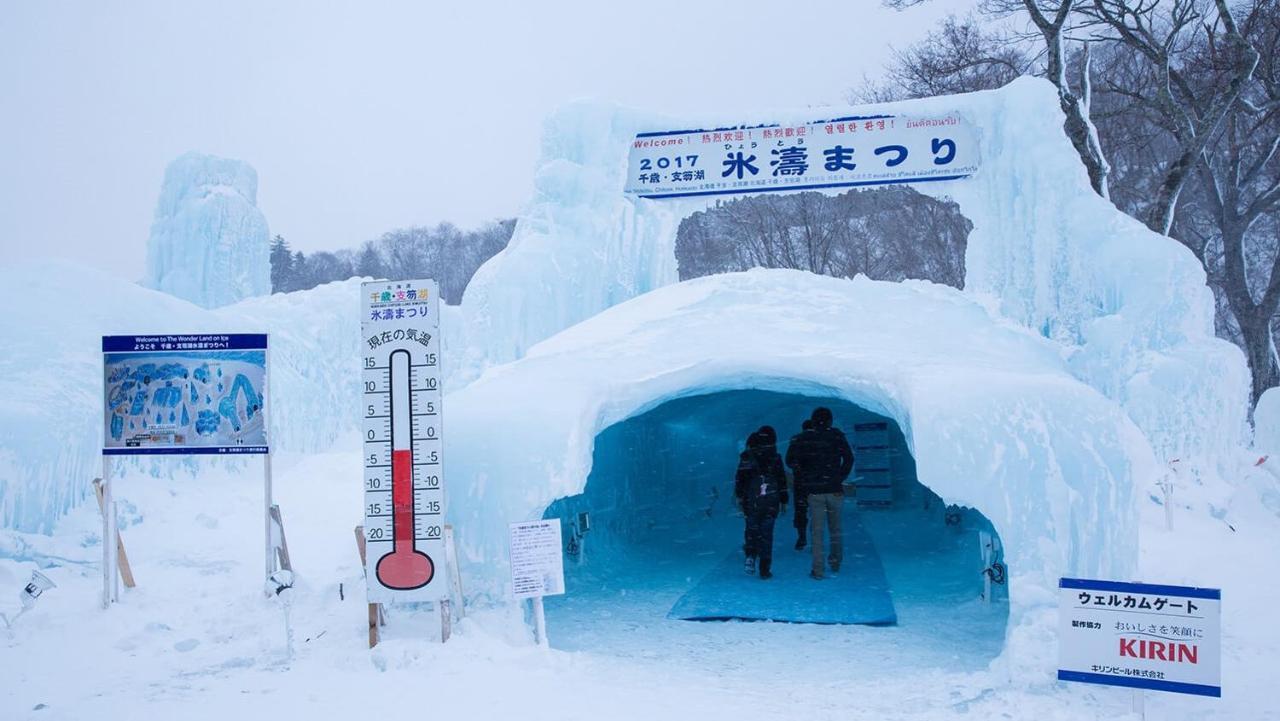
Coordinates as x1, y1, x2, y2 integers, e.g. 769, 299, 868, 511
668, 512, 898, 625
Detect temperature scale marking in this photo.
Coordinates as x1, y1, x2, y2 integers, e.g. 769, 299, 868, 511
374, 349, 434, 589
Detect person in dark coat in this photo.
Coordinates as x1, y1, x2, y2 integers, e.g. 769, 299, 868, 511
786, 407, 854, 579
785, 419, 816, 550
734, 425, 788, 579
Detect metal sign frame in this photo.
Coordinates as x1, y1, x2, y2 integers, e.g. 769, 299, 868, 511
99, 333, 274, 608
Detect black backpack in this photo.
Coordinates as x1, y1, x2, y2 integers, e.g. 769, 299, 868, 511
739, 450, 782, 511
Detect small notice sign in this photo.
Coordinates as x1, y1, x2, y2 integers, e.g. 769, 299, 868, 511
1059, 577, 1221, 697
509, 519, 565, 600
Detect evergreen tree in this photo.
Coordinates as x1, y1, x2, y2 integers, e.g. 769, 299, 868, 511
268, 235, 293, 293
356, 241, 385, 279
290, 250, 308, 292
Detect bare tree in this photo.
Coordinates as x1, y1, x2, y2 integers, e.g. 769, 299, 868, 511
675, 187, 971, 288
274, 219, 516, 302
883, 1, 1112, 197
978, 0, 1113, 196
855, 15, 1033, 102
1081, 0, 1260, 233
879, 0, 1280, 409
1185, 2, 1280, 402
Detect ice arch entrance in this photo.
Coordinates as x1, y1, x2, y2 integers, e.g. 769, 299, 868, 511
446, 269, 1151, 666
541, 388, 1008, 663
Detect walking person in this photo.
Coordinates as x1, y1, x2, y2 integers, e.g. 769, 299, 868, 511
785, 419, 816, 550
789, 408, 853, 579
734, 426, 788, 579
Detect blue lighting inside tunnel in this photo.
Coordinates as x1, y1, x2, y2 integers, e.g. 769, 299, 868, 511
541, 389, 1009, 664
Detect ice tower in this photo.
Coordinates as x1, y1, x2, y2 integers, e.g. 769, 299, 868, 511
144, 152, 270, 308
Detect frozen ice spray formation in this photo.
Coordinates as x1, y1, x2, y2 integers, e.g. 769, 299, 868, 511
145, 152, 270, 308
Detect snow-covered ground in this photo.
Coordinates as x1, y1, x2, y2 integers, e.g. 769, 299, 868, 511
2, 76, 1275, 720
2, 446, 1275, 721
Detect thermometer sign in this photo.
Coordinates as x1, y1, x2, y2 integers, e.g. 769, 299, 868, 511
361, 279, 448, 603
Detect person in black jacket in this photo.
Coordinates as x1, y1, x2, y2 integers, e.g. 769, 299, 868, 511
734, 426, 788, 579
785, 419, 816, 550
786, 408, 854, 579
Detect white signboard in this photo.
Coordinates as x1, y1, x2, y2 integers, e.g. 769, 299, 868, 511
509, 519, 565, 600
1059, 577, 1221, 697
361, 280, 448, 603
625, 112, 978, 200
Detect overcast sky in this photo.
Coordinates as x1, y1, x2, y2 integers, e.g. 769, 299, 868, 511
1, 0, 972, 279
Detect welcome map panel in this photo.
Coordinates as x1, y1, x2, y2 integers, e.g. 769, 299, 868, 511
102, 335, 267, 455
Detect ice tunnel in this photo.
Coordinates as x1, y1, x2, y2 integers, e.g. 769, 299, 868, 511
540, 388, 1009, 654
447, 269, 1156, 661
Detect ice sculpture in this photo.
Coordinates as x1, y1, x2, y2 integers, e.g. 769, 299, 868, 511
144, 152, 270, 309
460, 78, 1249, 462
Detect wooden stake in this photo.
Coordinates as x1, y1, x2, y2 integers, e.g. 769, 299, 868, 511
269, 505, 292, 572
532, 596, 548, 647
93, 478, 135, 588
355, 525, 383, 648
264, 452, 275, 585
444, 524, 465, 620
355, 525, 367, 565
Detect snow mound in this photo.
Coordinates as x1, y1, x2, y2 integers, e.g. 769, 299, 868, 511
145, 152, 270, 308
0, 260, 224, 532
1253, 387, 1280, 453
446, 269, 1158, 627
0, 260, 477, 533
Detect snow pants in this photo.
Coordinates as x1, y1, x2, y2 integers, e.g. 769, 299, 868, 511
743, 508, 778, 563
808, 492, 844, 576
793, 492, 809, 540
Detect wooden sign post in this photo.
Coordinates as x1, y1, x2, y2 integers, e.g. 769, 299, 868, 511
355, 525, 386, 648
269, 504, 293, 572
509, 519, 566, 648
93, 478, 135, 589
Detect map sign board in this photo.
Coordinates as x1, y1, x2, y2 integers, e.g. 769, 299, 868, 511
625, 112, 978, 200
1059, 577, 1221, 697
102, 334, 268, 455
361, 280, 449, 603
509, 519, 565, 600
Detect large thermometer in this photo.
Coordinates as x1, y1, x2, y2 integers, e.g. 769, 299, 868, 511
376, 349, 434, 588
361, 279, 447, 603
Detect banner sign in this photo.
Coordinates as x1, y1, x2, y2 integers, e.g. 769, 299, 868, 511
361, 279, 449, 603
625, 112, 978, 200
102, 334, 268, 455
1059, 577, 1221, 697
509, 519, 565, 600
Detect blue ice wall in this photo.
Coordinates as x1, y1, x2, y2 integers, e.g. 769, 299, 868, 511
542, 390, 1006, 640
545, 391, 892, 551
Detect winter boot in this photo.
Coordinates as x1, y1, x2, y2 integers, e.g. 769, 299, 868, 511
794, 534, 807, 551
744, 556, 757, 575
759, 559, 773, 579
